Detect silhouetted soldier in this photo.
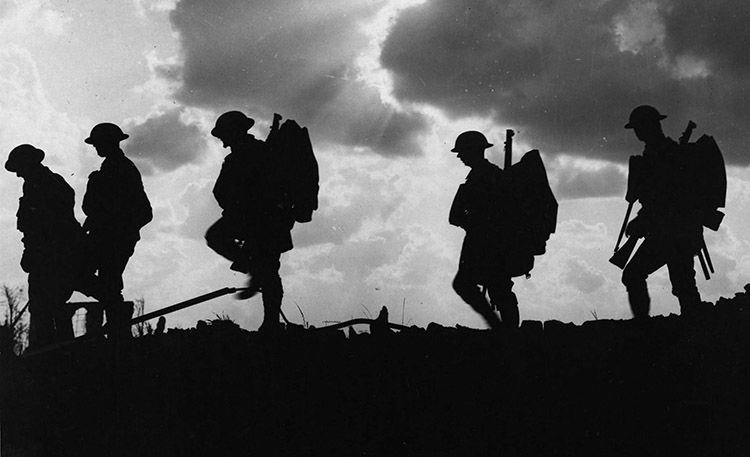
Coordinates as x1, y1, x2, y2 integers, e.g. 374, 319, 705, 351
206, 111, 294, 333
621, 105, 702, 318
449, 131, 517, 329
82, 123, 152, 338
5, 145, 82, 348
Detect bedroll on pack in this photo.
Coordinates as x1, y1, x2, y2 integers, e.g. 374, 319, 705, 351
683, 134, 726, 231
504, 149, 558, 277
267, 115, 320, 223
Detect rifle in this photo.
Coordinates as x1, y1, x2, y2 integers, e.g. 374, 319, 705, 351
504, 129, 514, 170
611, 120, 698, 270
610, 155, 643, 268
610, 236, 638, 269
679, 120, 715, 280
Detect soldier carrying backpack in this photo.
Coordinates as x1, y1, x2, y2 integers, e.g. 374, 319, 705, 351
611, 105, 726, 319
449, 130, 557, 329
206, 111, 318, 333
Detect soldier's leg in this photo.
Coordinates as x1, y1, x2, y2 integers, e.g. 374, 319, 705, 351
82, 233, 107, 335
27, 272, 56, 348
621, 238, 668, 319
453, 269, 502, 329
97, 237, 137, 338
205, 218, 249, 271
666, 249, 701, 317
487, 277, 519, 329
51, 279, 75, 341
254, 251, 283, 332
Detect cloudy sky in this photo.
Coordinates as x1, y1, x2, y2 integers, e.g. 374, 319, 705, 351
2, 0, 750, 331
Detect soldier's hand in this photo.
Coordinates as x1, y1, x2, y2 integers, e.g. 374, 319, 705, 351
626, 217, 648, 238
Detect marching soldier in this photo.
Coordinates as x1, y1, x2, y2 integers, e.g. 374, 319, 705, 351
206, 111, 294, 333
449, 131, 519, 329
5, 144, 82, 347
620, 105, 702, 318
82, 123, 152, 338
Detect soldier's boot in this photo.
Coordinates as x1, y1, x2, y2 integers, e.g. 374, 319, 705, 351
498, 304, 520, 329
478, 306, 503, 330
453, 278, 502, 329
464, 295, 502, 330
258, 272, 283, 334
489, 289, 520, 329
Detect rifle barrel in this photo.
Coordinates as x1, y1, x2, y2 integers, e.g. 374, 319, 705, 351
697, 250, 710, 280
615, 202, 633, 252
504, 129, 514, 170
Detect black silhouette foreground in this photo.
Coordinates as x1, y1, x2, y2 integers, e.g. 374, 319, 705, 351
4, 145, 83, 348
612, 106, 726, 319
79, 123, 153, 338
450, 130, 557, 329
206, 111, 318, 333
2, 296, 747, 457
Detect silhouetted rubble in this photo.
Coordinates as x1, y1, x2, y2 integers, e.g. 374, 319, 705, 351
1, 296, 748, 457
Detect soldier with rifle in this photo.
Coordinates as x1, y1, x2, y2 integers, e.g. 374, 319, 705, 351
614, 105, 704, 319
5, 144, 83, 348
206, 111, 295, 333
449, 131, 518, 329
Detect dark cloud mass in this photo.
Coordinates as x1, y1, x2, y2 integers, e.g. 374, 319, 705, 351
381, 0, 750, 164
663, 1, 750, 76
166, 0, 425, 156
126, 109, 208, 175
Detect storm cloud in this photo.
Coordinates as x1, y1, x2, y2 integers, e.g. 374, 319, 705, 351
381, 0, 750, 164
126, 108, 208, 175
163, 0, 426, 156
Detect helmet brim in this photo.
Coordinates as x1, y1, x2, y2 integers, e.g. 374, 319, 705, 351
624, 114, 667, 129
84, 133, 129, 144
4, 160, 19, 172
451, 142, 493, 153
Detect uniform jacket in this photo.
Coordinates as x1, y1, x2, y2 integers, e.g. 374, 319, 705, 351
450, 159, 511, 277
17, 166, 83, 272
83, 149, 152, 241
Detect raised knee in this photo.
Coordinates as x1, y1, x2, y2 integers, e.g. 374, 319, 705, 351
452, 275, 470, 296
204, 225, 218, 244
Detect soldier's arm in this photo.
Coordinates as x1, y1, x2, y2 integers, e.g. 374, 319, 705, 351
449, 184, 470, 228
212, 159, 245, 214
120, 164, 152, 230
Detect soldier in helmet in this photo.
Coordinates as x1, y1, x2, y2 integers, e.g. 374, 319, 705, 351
5, 144, 83, 347
621, 105, 702, 318
81, 123, 152, 338
206, 111, 294, 333
449, 131, 518, 329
